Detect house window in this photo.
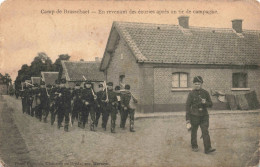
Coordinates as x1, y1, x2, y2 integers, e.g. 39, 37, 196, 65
172, 72, 188, 88
232, 73, 247, 88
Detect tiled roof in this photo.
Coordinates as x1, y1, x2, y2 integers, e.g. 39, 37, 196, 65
61, 61, 105, 82
41, 72, 59, 85
111, 22, 260, 65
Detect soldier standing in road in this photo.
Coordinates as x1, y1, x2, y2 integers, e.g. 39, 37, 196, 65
33, 84, 41, 119
80, 81, 96, 131
57, 79, 71, 132
120, 84, 137, 132
50, 80, 60, 125
27, 85, 34, 116
114, 86, 123, 128
43, 84, 52, 123
39, 81, 48, 122
94, 83, 104, 127
71, 82, 82, 126
186, 76, 216, 154
20, 85, 27, 114
102, 82, 118, 133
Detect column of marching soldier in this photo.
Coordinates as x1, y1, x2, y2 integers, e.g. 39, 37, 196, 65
19, 78, 138, 133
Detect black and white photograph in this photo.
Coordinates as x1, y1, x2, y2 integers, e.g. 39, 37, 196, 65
0, 0, 259, 166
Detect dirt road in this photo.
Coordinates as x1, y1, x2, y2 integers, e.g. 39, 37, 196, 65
0, 95, 259, 167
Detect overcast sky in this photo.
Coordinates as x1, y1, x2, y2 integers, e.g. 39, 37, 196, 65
0, 0, 260, 81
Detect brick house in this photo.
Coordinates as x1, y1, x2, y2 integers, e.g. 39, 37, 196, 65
41, 72, 59, 85
100, 16, 260, 113
61, 59, 105, 91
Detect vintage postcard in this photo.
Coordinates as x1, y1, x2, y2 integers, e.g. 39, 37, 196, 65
0, 0, 259, 166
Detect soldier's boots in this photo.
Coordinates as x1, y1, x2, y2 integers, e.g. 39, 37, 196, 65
95, 121, 98, 127
205, 148, 216, 154
81, 123, 85, 129
90, 124, 95, 131
78, 122, 81, 128
111, 128, 115, 133
43, 118, 47, 123
64, 125, 69, 132
192, 147, 199, 152
102, 125, 106, 131
130, 124, 135, 132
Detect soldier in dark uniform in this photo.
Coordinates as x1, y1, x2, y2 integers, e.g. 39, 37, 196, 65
38, 81, 48, 122
120, 84, 137, 132
186, 76, 216, 154
80, 81, 96, 131
50, 80, 60, 125
114, 86, 123, 128
57, 78, 71, 132
71, 82, 82, 126
26, 85, 34, 116
43, 84, 52, 123
94, 84, 104, 127
20, 85, 27, 114
102, 82, 118, 133
33, 83, 41, 119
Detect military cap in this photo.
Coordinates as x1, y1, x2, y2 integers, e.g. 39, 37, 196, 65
85, 80, 92, 84
107, 82, 113, 86
98, 84, 103, 88
115, 86, 120, 90
125, 84, 130, 90
55, 80, 60, 84
61, 78, 66, 84
40, 80, 45, 85
193, 76, 203, 83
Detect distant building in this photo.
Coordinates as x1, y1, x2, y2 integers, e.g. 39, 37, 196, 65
61, 59, 105, 91
31, 77, 41, 85
41, 72, 59, 85
100, 17, 260, 113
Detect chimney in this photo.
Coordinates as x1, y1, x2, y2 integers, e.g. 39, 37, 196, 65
95, 57, 101, 62
232, 19, 243, 33
178, 16, 189, 28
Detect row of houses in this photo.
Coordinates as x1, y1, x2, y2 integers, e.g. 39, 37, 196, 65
19, 16, 260, 112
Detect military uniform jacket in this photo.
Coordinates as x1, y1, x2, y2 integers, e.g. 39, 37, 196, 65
40, 88, 48, 107
72, 89, 82, 107
120, 91, 136, 109
32, 88, 41, 108
81, 88, 94, 106
27, 89, 34, 105
20, 90, 26, 102
58, 88, 71, 108
186, 88, 213, 121
96, 90, 104, 107
102, 90, 117, 109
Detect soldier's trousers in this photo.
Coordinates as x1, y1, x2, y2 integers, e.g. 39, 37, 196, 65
57, 107, 70, 129
50, 104, 56, 125
22, 99, 27, 113
34, 105, 40, 119
43, 105, 50, 122
190, 115, 211, 151
95, 106, 103, 127
80, 106, 95, 128
72, 103, 81, 125
102, 106, 117, 130
120, 108, 135, 130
